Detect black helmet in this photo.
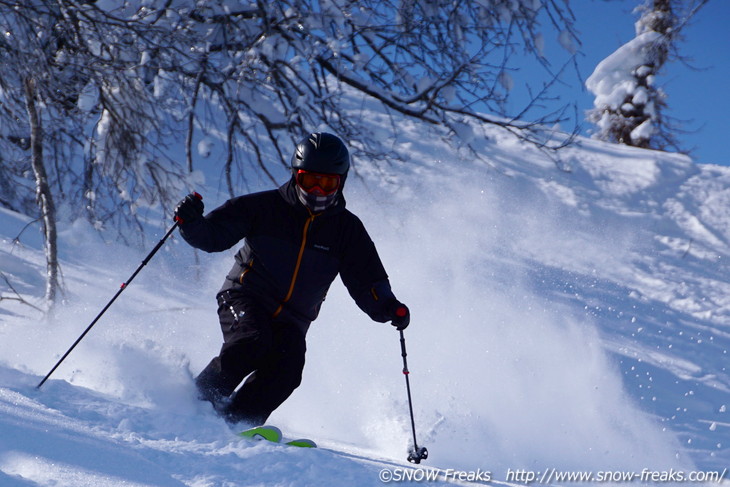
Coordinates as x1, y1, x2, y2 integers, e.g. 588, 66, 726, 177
291, 132, 350, 175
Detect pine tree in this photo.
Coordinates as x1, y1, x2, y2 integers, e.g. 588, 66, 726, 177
586, 0, 675, 149
586, 0, 706, 151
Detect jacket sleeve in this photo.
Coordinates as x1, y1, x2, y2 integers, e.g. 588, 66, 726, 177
179, 196, 253, 252
339, 215, 397, 323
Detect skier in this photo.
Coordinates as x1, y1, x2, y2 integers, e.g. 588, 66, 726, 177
174, 132, 410, 426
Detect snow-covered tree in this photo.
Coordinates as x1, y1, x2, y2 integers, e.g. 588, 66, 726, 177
1, 0, 581, 308
166, 0, 582, 192
586, 0, 707, 150
4, 0, 583, 201
0, 0, 191, 310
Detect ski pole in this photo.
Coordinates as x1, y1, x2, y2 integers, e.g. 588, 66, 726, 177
36, 194, 201, 389
399, 328, 428, 464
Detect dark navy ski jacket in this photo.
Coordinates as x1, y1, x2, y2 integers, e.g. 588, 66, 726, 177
179, 179, 397, 334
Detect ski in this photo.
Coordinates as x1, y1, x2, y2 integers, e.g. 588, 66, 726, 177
238, 425, 317, 448
284, 438, 317, 448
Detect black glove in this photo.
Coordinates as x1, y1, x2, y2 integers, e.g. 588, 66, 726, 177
389, 300, 410, 331
174, 192, 204, 224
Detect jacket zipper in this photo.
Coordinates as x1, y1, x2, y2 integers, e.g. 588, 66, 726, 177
239, 258, 254, 284
273, 212, 317, 318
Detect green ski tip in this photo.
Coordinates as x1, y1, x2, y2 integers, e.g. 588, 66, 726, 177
285, 438, 317, 448
238, 425, 282, 443
237, 425, 317, 448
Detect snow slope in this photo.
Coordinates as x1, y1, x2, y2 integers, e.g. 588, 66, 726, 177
1, 115, 728, 485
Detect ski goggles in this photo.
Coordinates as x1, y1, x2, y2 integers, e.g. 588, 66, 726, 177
295, 170, 341, 195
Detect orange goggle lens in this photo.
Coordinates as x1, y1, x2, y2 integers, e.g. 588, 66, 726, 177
296, 170, 341, 194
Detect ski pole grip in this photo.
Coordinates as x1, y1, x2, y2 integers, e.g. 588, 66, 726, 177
395, 306, 407, 317
173, 191, 203, 224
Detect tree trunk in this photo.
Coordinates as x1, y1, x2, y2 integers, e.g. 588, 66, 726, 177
24, 77, 59, 311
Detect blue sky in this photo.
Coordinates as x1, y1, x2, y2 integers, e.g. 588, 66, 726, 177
510, 0, 729, 167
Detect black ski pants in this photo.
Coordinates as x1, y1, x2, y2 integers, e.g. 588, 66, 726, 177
195, 291, 306, 425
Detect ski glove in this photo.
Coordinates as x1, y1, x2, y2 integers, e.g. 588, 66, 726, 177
174, 193, 204, 224
389, 300, 410, 331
